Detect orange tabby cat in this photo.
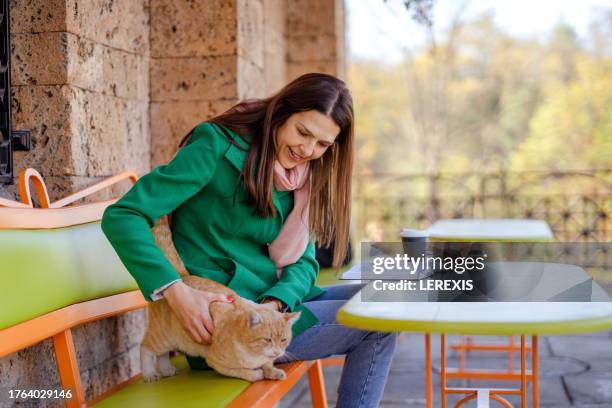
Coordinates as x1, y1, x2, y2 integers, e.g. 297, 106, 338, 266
143, 218, 300, 383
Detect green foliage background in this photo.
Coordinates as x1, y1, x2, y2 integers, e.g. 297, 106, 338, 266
348, 7, 611, 243
349, 12, 612, 178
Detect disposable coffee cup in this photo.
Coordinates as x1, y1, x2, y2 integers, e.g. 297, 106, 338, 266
400, 228, 428, 258
400, 228, 431, 279
400, 228, 428, 240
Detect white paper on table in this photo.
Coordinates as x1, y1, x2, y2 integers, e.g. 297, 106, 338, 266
341, 264, 362, 280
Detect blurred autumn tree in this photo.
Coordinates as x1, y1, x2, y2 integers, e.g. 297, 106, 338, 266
351, 4, 612, 176
350, 1, 610, 244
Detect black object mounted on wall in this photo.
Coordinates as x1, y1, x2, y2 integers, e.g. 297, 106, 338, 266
0, 0, 30, 185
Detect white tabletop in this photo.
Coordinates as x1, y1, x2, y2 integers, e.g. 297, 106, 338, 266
337, 262, 612, 335
338, 300, 612, 335
426, 219, 554, 241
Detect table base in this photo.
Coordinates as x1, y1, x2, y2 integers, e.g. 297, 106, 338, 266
452, 336, 533, 375
425, 334, 539, 408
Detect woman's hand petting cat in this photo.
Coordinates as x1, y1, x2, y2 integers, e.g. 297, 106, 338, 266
163, 281, 234, 344
261, 297, 286, 312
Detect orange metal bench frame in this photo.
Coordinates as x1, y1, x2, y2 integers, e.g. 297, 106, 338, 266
0, 168, 329, 408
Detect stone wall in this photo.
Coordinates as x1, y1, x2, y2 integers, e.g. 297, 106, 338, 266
0, 0, 345, 405
1, 1, 151, 406
287, 0, 346, 81
150, 0, 281, 166
263, 0, 287, 94
6, 0, 151, 203
149, 0, 237, 166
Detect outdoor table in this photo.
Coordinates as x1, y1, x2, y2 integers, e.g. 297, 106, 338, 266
426, 218, 555, 384
426, 219, 554, 242
336, 262, 612, 408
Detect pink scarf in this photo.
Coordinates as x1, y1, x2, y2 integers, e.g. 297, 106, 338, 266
268, 161, 311, 278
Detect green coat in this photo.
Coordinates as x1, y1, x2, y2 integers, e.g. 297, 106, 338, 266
101, 122, 324, 343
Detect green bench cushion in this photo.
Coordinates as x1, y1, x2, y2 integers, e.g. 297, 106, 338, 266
93, 355, 249, 408
0, 222, 138, 329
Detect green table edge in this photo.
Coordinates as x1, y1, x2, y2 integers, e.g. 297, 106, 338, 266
336, 307, 612, 336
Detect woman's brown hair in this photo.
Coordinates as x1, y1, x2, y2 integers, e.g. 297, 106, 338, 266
173, 73, 354, 269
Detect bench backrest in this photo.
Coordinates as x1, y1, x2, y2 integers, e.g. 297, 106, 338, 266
0, 223, 140, 329
0, 168, 146, 408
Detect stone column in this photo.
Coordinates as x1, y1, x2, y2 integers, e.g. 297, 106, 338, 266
150, 0, 271, 166
286, 0, 347, 81
263, 0, 287, 94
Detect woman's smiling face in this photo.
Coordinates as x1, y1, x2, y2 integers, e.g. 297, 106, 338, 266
275, 110, 340, 169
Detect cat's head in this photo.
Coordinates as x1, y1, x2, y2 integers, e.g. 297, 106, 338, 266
239, 304, 301, 360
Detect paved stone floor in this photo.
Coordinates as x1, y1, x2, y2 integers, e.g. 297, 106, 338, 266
280, 331, 612, 407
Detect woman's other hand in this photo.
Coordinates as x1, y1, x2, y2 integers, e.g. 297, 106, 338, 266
261, 297, 287, 312
163, 281, 234, 344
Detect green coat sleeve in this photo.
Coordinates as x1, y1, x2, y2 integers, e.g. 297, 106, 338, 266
101, 123, 226, 301
257, 240, 320, 310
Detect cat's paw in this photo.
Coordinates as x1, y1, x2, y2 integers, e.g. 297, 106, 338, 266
263, 366, 286, 381
242, 369, 264, 382
159, 365, 177, 377
142, 371, 162, 382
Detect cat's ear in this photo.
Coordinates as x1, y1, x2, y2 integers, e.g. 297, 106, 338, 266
249, 311, 262, 328
284, 311, 301, 326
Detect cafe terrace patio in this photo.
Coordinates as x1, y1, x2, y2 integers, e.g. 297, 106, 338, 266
0, 0, 610, 407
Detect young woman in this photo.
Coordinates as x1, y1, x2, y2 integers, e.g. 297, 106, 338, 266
102, 73, 397, 407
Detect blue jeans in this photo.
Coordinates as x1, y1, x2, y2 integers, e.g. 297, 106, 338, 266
275, 284, 398, 408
